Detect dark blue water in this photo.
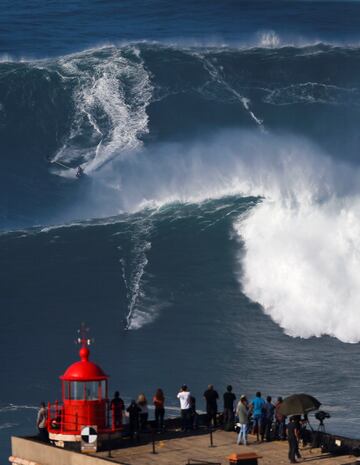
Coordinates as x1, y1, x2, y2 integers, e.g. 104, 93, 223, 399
2, 1, 360, 461
2, 1, 360, 58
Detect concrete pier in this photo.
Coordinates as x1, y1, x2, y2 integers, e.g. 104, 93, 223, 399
11, 430, 358, 465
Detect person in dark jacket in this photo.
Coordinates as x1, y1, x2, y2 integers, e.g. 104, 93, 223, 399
223, 385, 236, 430
110, 391, 125, 427
287, 416, 300, 463
127, 400, 141, 439
189, 394, 198, 430
204, 384, 219, 427
262, 396, 275, 442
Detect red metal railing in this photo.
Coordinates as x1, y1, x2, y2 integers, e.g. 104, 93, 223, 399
47, 401, 123, 435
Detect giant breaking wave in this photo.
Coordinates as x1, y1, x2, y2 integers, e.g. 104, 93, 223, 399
2, 42, 360, 342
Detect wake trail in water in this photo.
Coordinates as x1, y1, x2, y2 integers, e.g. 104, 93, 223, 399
116, 217, 154, 330
195, 52, 264, 129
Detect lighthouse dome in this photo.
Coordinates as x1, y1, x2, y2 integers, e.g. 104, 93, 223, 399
60, 346, 108, 381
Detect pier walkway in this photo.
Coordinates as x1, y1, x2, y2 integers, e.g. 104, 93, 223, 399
96, 430, 356, 465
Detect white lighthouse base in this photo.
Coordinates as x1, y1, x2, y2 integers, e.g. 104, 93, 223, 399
49, 430, 122, 448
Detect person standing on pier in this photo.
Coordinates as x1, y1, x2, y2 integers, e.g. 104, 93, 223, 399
110, 391, 125, 427
250, 391, 265, 441
153, 388, 165, 432
263, 396, 275, 442
189, 394, 198, 430
36, 402, 48, 442
177, 385, 191, 432
137, 393, 148, 431
204, 384, 219, 427
236, 395, 249, 445
275, 397, 286, 440
127, 400, 141, 439
287, 416, 300, 464
223, 385, 236, 431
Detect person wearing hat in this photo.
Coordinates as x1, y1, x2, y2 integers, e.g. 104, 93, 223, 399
236, 395, 249, 445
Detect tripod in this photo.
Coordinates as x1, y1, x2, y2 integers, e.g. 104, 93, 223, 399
311, 419, 326, 451
317, 419, 326, 434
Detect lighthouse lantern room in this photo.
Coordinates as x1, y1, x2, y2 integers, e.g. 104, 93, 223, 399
47, 325, 122, 448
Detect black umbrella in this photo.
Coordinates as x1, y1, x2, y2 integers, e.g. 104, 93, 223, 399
278, 394, 321, 417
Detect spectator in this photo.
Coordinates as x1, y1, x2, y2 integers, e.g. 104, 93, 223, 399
127, 400, 141, 439
36, 402, 48, 442
177, 385, 191, 432
137, 393, 148, 431
263, 396, 275, 442
153, 388, 165, 432
189, 394, 198, 430
236, 395, 249, 446
204, 384, 219, 427
223, 385, 236, 431
250, 391, 265, 441
275, 397, 286, 440
110, 391, 125, 427
287, 416, 300, 463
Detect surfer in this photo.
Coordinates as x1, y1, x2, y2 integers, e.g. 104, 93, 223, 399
76, 165, 84, 178
46, 156, 85, 179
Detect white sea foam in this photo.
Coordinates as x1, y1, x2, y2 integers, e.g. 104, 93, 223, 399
235, 196, 360, 343
51, 46, 152, 174
0, 404, 37, 412
93, 129, 360, 342
0, 422, 18, 430
264, 82, 360, 106
258, 31, 281, 48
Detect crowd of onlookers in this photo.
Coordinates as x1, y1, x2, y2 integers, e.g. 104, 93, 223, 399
111, 386, 295, 437
108, 385, 308, 463
37, 385, 306, 463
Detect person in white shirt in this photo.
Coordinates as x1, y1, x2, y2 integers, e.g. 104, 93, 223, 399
177, 385, 191, 431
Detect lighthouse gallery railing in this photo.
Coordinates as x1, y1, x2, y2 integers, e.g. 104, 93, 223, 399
46, 401, 123, 434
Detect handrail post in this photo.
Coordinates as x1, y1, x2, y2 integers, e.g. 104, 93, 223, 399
47, 402, 51, 430
209, 426, 214, 447
151, 427, 156, 454
112, 402, 115, 431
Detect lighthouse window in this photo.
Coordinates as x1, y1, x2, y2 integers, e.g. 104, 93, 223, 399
85, 382, 99, 400
69, 381, 86, 400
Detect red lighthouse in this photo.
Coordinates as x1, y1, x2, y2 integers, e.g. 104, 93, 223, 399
47, 326, 122, 448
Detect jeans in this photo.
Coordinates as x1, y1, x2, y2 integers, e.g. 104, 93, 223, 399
252, 414, 262, 440
263, 418, 273, 441
288, 438, 298, 463
237, 423, 247, 445
275, 419, 286, 439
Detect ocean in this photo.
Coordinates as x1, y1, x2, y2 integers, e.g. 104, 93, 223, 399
2, 0, 360, 460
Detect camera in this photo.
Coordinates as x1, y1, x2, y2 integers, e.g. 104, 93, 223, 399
315, 411, 331, 422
